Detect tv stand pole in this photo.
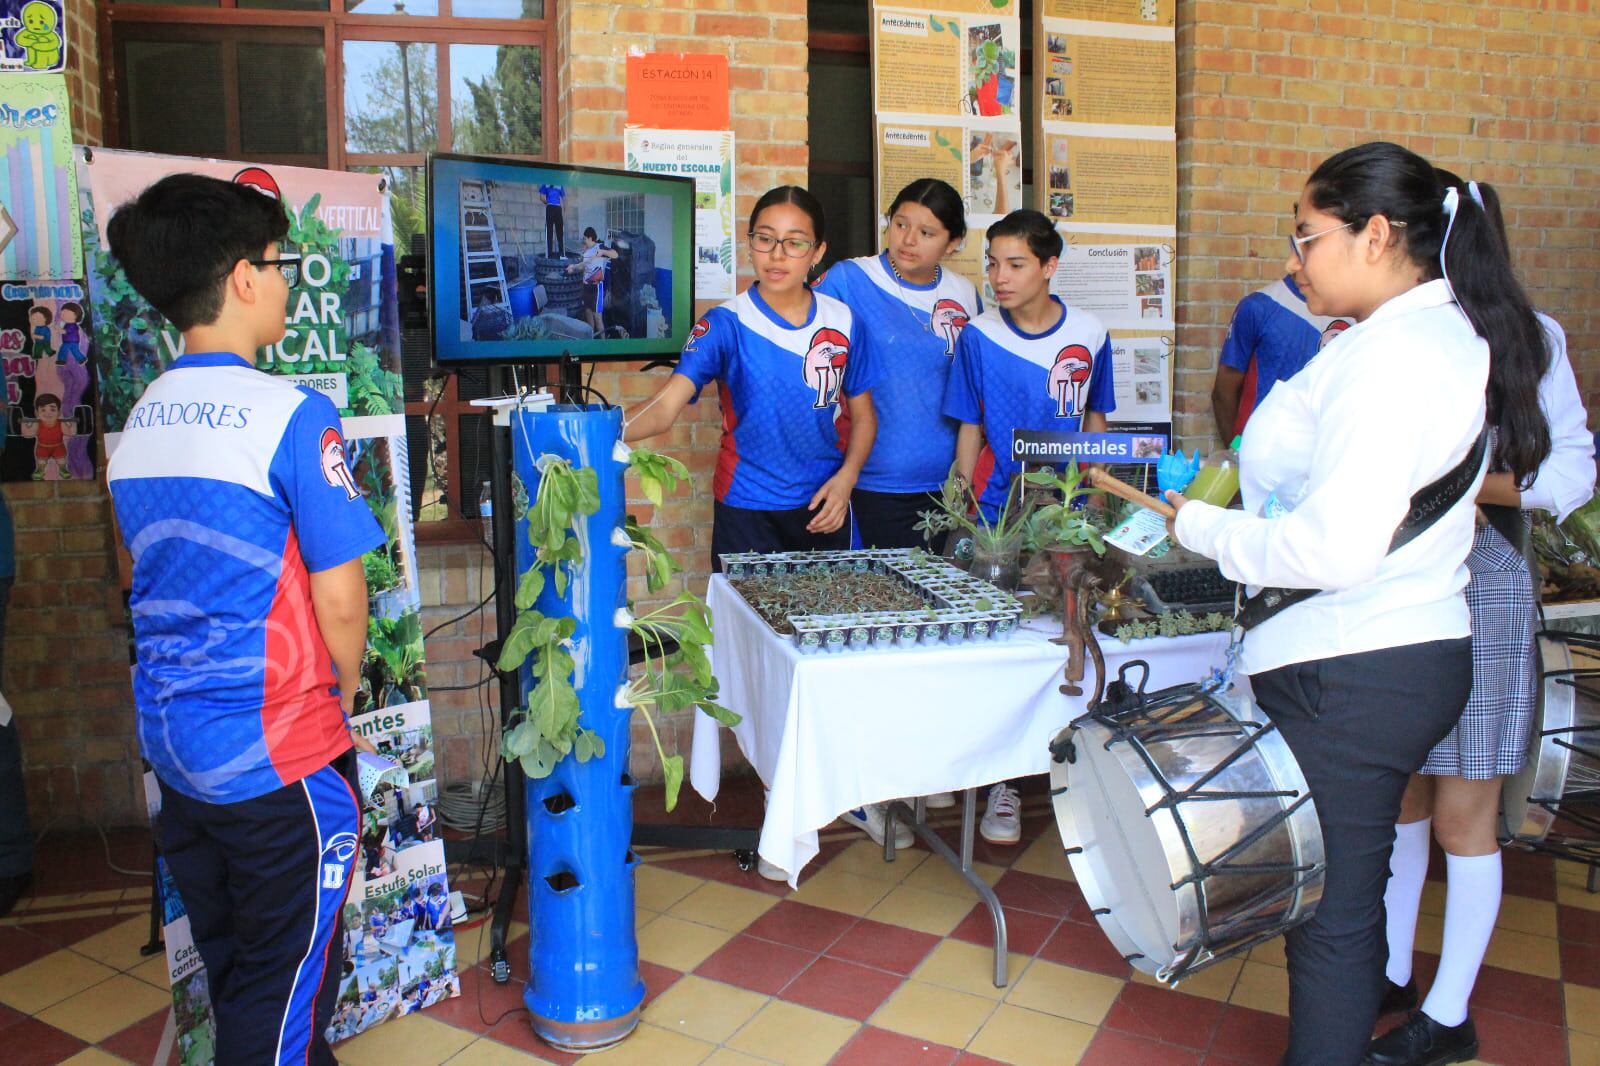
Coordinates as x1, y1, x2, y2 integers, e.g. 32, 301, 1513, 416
487, 362, 523, 984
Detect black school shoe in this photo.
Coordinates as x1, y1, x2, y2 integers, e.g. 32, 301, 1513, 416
1364, 1010, 1479, 1066
1379, 977, 1418, 1015
0, 871, 32, 920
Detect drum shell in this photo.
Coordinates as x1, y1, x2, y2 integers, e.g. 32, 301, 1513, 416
1502, 632, 1600, 845
1052, 685, 1323, 981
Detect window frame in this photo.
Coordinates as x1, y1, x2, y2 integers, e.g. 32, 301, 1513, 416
100, 0, 556, 543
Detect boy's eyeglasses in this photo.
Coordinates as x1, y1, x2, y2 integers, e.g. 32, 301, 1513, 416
748, 232, 815, 258
248, 255, 303, 286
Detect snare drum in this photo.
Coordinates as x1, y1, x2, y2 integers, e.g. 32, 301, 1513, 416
1500, 631, 1600, 862
1050, 663, 1325, 983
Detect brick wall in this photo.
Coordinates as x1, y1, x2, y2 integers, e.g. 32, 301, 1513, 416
1172, 0, 1600, 451
63, 0, 103, 145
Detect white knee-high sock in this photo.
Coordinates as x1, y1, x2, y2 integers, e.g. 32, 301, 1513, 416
1383, 817, 1432, 986
1421, 850, 1501, 1027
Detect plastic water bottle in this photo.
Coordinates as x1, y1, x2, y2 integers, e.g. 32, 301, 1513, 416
478, 481, 494, 551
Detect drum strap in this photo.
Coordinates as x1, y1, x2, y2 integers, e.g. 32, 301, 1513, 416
1235, 428, 1489, 632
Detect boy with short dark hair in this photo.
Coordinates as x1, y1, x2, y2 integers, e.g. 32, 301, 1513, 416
942, 208, 1115, 843
104, 172, 383, 1066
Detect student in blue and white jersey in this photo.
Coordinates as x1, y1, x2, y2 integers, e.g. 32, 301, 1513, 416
104, 174, 382, 1066
944, 209, 1115, 847
1211, 273, 1352, 441
814, 179, 981, 549
566, 226, 618, 337
624, 186, 879, 565
944, 209, 1116, 526
539, 182, 566, 254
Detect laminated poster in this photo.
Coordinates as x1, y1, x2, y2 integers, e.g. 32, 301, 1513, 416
1041, 134, 1176, 231
1042, 0, 1175, 29
0, 0, 66, 73
1049, 239, 1172, 328
87, 148, 453, 1059
0, 278, 96, 480
1038, 29, 1175, 128
0, 74, 77, 279
1106, 329, 1173, 423
624, 128, 736, 300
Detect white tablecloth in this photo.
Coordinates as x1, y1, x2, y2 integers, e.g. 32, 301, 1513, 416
690, 575, 1231, 885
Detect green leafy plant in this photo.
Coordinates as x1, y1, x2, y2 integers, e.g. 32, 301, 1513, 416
914, 465, 1035, 556
1113, 611, 1231, 642
362, 607, 426, 710
1021, 464, 1107, 555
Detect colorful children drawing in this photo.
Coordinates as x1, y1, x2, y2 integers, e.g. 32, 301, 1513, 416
15, 1, 62, 70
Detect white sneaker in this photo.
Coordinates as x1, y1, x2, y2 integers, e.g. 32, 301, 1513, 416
757, 857, 789, 882
839, 803, 915, 849
924, 791, 956, 809
980, 783, 1022, 844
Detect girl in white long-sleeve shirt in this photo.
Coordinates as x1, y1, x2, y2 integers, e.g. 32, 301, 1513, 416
1370, 179, 1595, 1066
1167, 142, 1553, 1066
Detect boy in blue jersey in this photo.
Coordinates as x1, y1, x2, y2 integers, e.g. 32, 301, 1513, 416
1211, 273, 1349, 441
539, 182, 566, 255
105, 174, 383, 1066
943, 209, 1115, 843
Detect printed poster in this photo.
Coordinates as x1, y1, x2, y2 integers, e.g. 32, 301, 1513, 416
624, 128, 736, 300
0, 278, 96, 480
872, 0, 1022, 293
625, 52, 729, 132
81, 148, 452, 1056
1107, 330, 1172, 423
1042, 0, 1175, 29
0, 74, 78, 279
1049, 238, 1172, 328
1041, 133, 1175, 230
1038, 30, 1174, 127
0, 0, 66, 73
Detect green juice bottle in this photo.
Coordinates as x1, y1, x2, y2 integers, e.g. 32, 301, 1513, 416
1188, 436, 1242, 507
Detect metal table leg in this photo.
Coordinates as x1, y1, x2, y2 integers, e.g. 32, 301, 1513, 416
886, 790, 1009, 987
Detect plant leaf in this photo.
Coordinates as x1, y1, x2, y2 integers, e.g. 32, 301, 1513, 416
662, 754, 684, 811
514, 565, 546, 610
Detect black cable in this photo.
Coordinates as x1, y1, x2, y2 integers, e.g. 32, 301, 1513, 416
423, 586, 496, 642
559, 381, 612, 409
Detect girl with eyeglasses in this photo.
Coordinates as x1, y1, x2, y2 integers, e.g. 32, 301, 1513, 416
1163, 141, 1552, 1066
624, 185, 879, 566
1367, 174, 1594, 1066
812, 178, 981, 551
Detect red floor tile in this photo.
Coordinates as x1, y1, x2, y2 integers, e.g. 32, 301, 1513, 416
1079, 1029, 1204, 1066
780, 955, 904, 1021
1102, 982, 1226, 1050
1468, 965, 1565, 1026
0, 925, 59, 975
952, 1054, 1010, 1066
654, 854, 791, 898
825, 918, 939, 976
0, 1002, 26, 1033
639, 960, 682, 1008
991, 869, 1083, 919
1562, 936, 1600, 989
26, 912, 134, 950
949, 903, 1060, 956
831, 1025, 959, 1065
1035, 919, 1132, 979
1499, 850, 1556, 901
420, 963, 527, 1034
6, 1016, 87, 1066
1560, 902, 1600, 944
695, 933, 815, 995
98, 1008, 172, 1065
1207, 1006, 1289, 1066
743, 900, 859, 954
1472, 1007, 1568, 1066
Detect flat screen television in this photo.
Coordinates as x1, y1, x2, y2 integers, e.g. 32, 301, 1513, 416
427, 153, 694, 364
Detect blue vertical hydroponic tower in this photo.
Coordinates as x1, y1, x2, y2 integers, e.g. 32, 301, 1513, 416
510, 403, 643, 1050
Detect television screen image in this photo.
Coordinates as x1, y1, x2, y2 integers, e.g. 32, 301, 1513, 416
428, 154, 694, 364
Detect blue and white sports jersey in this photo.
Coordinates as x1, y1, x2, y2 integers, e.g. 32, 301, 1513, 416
814, 253, 981, 494
943, 298, 1115, 520
676, 285, 878, 510
1220, 275, 1350, 413
106, 352, 385, 804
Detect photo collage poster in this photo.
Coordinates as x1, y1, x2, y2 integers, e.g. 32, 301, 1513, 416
79, 148, 457, 1059
1035, 0, 1176, 425
870, 0, 1022, 292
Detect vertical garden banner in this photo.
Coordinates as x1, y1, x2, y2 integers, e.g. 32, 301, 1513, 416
79, 148, 459, 1058
870, 0, 1022, 295
1034, 0, 1176, 426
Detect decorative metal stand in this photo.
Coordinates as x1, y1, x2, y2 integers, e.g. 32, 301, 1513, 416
511, 404, 643, 1051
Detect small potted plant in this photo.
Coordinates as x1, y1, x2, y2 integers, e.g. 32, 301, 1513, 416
914, 466, 1037, 591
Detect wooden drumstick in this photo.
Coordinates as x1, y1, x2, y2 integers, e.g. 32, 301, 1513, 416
1085, 467, 1177, 519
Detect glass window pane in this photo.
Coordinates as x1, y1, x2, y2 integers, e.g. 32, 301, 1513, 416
122, 40, 227, 157
344, 41, 438, 156
237, 0, 328, 9
448, 44, 542, 156
452, 0, 542, 18
115, 0, 219, 6
355, 164, 428, 254
346, 0, 439, 15
238, 42, 327, 159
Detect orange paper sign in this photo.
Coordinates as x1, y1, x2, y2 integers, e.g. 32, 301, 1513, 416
625, 53, 730, 131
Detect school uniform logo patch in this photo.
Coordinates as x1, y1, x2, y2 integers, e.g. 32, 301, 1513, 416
320, 426, 360, 500
1048, 344, 1094, 418
931, 298, 971, 357
684, 318, 710, 353
804, 327, 850, 409
1320, 319, 1351, 349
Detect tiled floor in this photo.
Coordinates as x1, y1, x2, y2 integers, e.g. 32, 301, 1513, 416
2, 780, 1598, 1065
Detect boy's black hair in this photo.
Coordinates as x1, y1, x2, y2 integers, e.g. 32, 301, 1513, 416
583, 226, 599, 242
106, 173, 290, 332
985, 209, 1063, 265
